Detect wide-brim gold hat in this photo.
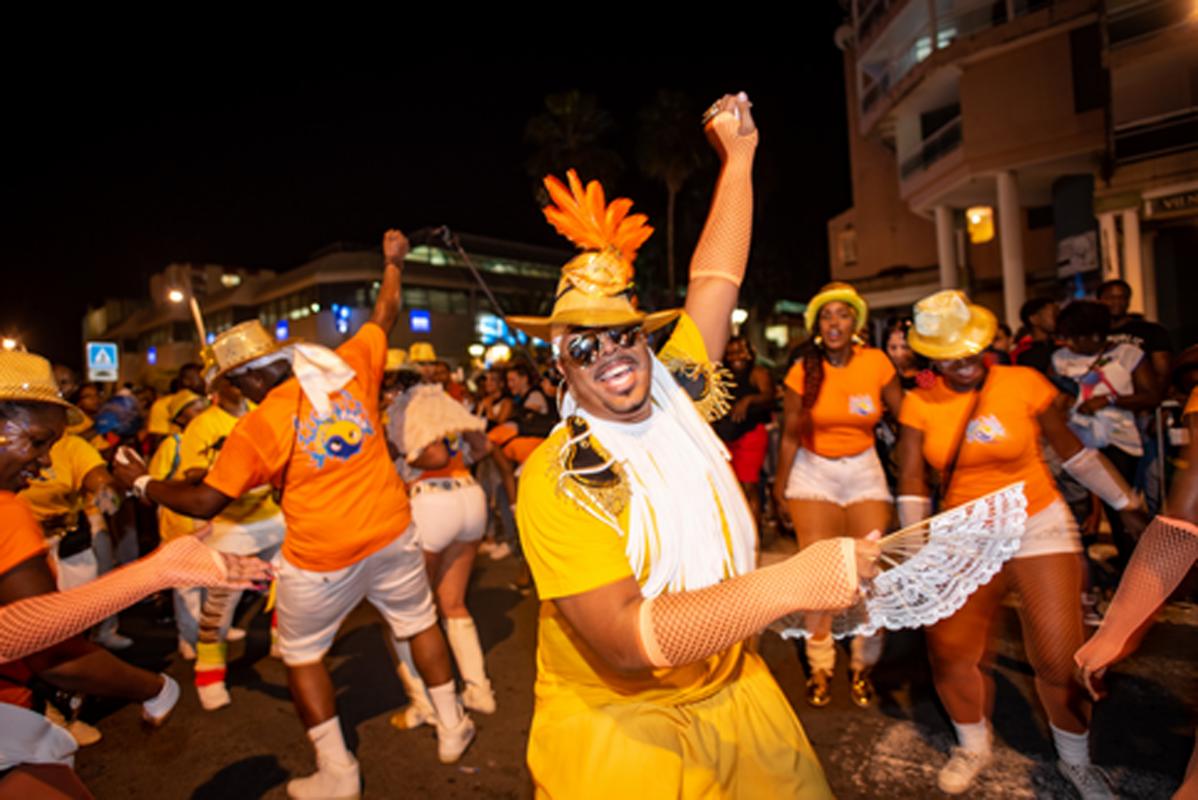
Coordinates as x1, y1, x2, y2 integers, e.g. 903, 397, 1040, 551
908, 290, 998, 360
508, 170, 678, 342
206, 320, 284, 384
507, 273, 681, 341
0, 351, 85, 425
805, 282, 868, 333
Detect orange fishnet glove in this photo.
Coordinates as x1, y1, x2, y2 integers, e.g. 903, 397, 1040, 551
0, 537, 264, 664
638, 538, 858, 667
689, 111, 758, 288
1075, 515, 1198, 690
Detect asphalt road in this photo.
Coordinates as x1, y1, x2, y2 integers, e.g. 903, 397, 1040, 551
74, 542, 1196, 799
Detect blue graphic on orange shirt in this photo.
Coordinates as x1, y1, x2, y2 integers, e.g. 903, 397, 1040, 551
295, 391, 375, 470
848, 394, 876, 416
965, 414, 1006, 444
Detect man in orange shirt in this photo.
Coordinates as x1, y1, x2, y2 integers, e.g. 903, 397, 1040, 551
114, 230, 470, 799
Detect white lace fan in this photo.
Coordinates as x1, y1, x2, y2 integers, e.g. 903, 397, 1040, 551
774, 482, 1027, 640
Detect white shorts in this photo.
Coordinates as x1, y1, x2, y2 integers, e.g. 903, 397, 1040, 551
410, 480, 487, 554
207, 514, 286, 556
274, 529, 437, 666
784, 447, 892, 507
1014, 498, 1081, 559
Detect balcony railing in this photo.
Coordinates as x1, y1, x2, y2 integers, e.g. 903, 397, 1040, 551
900, 116, 963, 178
1108, 0, 1193, 46
1114, 107, 1198, 164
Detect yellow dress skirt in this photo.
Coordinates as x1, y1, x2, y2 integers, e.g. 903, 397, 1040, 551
527, 652, 834, 799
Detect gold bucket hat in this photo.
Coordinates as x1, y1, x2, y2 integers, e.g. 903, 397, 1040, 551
804, 282, 869, 334
507, 170, 680, 341
205, 320, 284, 384
0, 351, 85, 424
408, 342, 437, 363
385, 348, 408, 372
166, 389, 207, 423
908, 290, 998, 360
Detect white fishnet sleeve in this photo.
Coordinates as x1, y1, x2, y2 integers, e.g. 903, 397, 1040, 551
1075, 515, 1198, 674
638, 538, 858, 668
0, 537, 233, 663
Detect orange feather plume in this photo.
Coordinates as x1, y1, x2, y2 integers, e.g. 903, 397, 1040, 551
542, 170, 654, 263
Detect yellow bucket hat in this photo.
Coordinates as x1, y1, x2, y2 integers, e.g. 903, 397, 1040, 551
507, 170, 680, 341
0, 352, 84, 424
166, 389, 207, 423
408, 342, 436, 363
804, 282, 868, 334
908, 290, 997, 360
385, 348, 408, 372
205, 321, 283, 384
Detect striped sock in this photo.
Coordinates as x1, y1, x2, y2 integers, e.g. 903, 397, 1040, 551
195, 641, 227, 688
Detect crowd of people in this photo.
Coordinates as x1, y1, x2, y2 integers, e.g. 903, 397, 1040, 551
0, 91, 1194, 800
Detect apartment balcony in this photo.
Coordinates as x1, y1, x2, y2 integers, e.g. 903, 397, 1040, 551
900, 115, 963, 178
1108, 0, 1195, 46
1114, 107, 1198, 165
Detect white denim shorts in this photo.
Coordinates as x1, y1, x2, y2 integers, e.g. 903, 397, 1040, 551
274, 528, 437, 666
784, 446, 892, 507
410, 481, 487, 553
1014, 498, 1081, 559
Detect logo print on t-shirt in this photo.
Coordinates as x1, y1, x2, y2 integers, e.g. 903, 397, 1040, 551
848, 395, 876, 416
965, 414, 1006, 444
296, 390, 374, 470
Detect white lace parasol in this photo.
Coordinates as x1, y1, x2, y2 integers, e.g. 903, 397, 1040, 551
774, 482, 1028, 640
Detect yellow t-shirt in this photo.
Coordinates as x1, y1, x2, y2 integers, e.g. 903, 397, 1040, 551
147, 393, 175, 436
19, 435, 105, 524
148, 433, 198, 542
518, 312, 746, 709
180, 404, 280, 525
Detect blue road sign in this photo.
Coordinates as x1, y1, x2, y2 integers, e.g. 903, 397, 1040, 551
86, 341, 119, 382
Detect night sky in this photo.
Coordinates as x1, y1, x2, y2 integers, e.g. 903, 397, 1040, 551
4, 20, 851, 370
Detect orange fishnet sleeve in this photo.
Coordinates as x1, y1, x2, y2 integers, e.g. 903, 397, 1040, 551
0, 537, 235, 663
1075, 515, 1198, 674
638, 538, 858, 667
688, 112, 758, 287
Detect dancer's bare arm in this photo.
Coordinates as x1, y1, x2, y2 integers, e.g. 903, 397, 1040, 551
773, 387, 804, 522
684, 92, 758, 362
370, 229, 408, 333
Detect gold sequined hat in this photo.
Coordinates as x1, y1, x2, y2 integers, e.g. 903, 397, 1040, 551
908, 290, 998, 360
506, 170, 680, 341
205, 321, 284, 384
0, 351, 84, 424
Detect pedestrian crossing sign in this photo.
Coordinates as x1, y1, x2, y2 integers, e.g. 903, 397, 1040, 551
86, 341, 119, 382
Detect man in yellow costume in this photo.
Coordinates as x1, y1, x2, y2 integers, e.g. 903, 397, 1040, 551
509, 93, 879, 799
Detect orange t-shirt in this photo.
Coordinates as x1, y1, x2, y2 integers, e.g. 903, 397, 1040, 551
783, 347, 895, 458
0, 492, 48, 576
0, 493, 48, 710
899, 365, 1061, 515
1185, 388, 1197, 418
205, 323, 411, 572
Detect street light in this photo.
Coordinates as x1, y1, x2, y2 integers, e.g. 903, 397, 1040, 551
167, 288, 186, 304
1, 338, 18, 351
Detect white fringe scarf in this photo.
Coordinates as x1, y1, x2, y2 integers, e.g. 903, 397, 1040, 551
560, 356, 757, 598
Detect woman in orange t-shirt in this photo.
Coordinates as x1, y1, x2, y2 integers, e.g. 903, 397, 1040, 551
775, 283, 903, 708
896, 291, 1145, 796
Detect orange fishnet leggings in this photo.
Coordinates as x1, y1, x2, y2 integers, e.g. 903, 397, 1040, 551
926, 553, 1089, 733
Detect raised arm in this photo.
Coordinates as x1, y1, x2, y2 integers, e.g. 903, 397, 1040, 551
369, 229, 408, 334
684, 93, 758, 362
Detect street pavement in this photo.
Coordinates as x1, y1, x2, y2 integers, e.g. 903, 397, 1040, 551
75, 539, 1195, 799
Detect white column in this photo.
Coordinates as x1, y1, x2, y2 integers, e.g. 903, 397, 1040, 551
996, 171, 1026, 331
1141, 230, 1158, 320
935, 205, 958, 289
1121, 207, 1145, 314
1097, 212, 1120, 280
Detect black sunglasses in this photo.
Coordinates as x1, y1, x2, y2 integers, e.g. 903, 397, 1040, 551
562, 325, 643, 367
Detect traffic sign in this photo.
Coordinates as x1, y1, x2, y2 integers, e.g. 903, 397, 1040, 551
86, 341, 119, 382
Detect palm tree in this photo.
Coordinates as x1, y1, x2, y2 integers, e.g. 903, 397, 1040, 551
525, 90, 623, 205
637, 90, 710, 297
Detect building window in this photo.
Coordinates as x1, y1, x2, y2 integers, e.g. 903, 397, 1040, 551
838, 228, 859, 267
